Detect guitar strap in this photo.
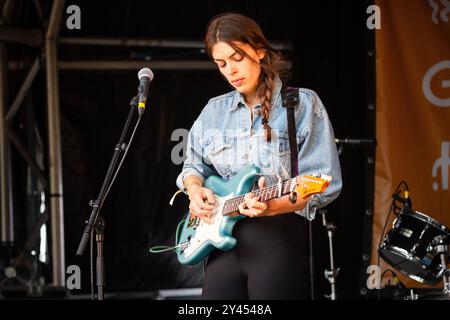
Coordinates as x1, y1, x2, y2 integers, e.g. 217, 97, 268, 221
201, 89, 302, 277
282, 87, 316, 300
281, 87, 299, 178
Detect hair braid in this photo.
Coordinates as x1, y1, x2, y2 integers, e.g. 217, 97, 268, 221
260, 73, 274, 142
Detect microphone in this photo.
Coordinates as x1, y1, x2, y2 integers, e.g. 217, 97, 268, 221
137, 67, 154, 115
403, 190, 412, 213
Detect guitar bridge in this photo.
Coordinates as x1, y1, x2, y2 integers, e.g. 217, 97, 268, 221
178, 241, 189, 253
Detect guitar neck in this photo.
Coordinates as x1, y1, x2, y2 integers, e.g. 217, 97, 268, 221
222, 179, 294, 216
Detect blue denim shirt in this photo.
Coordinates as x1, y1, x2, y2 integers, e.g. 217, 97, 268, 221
176, 77, 342, 220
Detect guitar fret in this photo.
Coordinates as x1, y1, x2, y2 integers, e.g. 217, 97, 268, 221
263, 189, 268, 200
263, 188, 270, 202
260, 189, 266, 201
261, 189, 267, 202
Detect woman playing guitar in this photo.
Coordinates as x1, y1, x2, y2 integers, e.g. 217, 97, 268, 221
176, 13, 342, 299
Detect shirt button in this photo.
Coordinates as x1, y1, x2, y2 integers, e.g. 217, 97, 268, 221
244, 154, 249, 160
255, 109, 261, 116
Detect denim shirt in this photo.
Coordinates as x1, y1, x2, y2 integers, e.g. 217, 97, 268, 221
176, 77, 342, 220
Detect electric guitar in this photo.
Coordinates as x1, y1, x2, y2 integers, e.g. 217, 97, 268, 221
176, 165, 331, 266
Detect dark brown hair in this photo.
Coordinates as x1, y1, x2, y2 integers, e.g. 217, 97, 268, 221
205, 13, 291, 142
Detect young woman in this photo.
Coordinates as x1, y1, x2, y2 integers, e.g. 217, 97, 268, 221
176, 13, 342, 299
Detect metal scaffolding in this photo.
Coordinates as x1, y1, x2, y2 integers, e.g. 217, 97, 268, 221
0, 0, 66, 290
45, 0, 66, 288
0, 43, 14, 245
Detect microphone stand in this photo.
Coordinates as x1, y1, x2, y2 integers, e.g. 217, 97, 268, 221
76, 95, 139, 300
95, 216, 105, 300
321, 209, 339, 300
334, 137, 377, 156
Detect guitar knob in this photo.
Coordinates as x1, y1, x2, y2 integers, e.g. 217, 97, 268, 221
289, 192, 297, 204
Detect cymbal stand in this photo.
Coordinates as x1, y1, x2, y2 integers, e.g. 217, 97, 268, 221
321, 209, 340, 300
434, 235, 450, 296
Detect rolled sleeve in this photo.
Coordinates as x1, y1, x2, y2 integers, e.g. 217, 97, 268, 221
295, 195, 320, 221
294, 91, 343, 220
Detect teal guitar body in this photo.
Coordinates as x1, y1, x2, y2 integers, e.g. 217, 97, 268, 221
176, 165, 260, 266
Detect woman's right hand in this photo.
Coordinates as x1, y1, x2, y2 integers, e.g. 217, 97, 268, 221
187, 184, 216, 224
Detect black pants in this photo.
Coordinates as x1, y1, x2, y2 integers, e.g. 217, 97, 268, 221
202, 214, 309, 300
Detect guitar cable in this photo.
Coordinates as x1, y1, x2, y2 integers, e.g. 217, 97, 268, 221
149, 218, 187, 253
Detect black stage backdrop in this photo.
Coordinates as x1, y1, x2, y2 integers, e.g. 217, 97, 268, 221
8, 0, 369, 299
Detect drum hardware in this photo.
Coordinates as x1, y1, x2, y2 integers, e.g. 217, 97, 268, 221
320, 209, 340, 300
408, 289, 419, 300
379, 181, 450, 285
379, 209, 450, 285
399, 289, 420, 300
432, 235, 450, 296
382, 223, 450, 300
376, 181, 410, 275
378, 182, 450, 301
377, 182, 411, 263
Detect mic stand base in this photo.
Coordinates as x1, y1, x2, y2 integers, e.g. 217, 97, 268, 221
95, 216, 105, 300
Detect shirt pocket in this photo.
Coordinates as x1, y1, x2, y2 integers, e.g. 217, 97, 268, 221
261, 131, 292, 178
203, 135, 235, 178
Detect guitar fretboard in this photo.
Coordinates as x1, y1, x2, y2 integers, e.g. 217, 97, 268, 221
222, 178, 295, 216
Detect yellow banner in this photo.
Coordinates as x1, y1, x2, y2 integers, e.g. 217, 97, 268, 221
373, 0, 450, 289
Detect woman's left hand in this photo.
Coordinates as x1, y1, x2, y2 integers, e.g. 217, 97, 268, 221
238, 176, 270, 217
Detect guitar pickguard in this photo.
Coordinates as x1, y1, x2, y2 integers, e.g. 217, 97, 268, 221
181, 194, 233, 259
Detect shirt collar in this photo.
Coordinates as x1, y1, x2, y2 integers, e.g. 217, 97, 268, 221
229, 75, 283, 112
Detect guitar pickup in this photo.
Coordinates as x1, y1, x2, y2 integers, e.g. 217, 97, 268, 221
187, 216, 200, 228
